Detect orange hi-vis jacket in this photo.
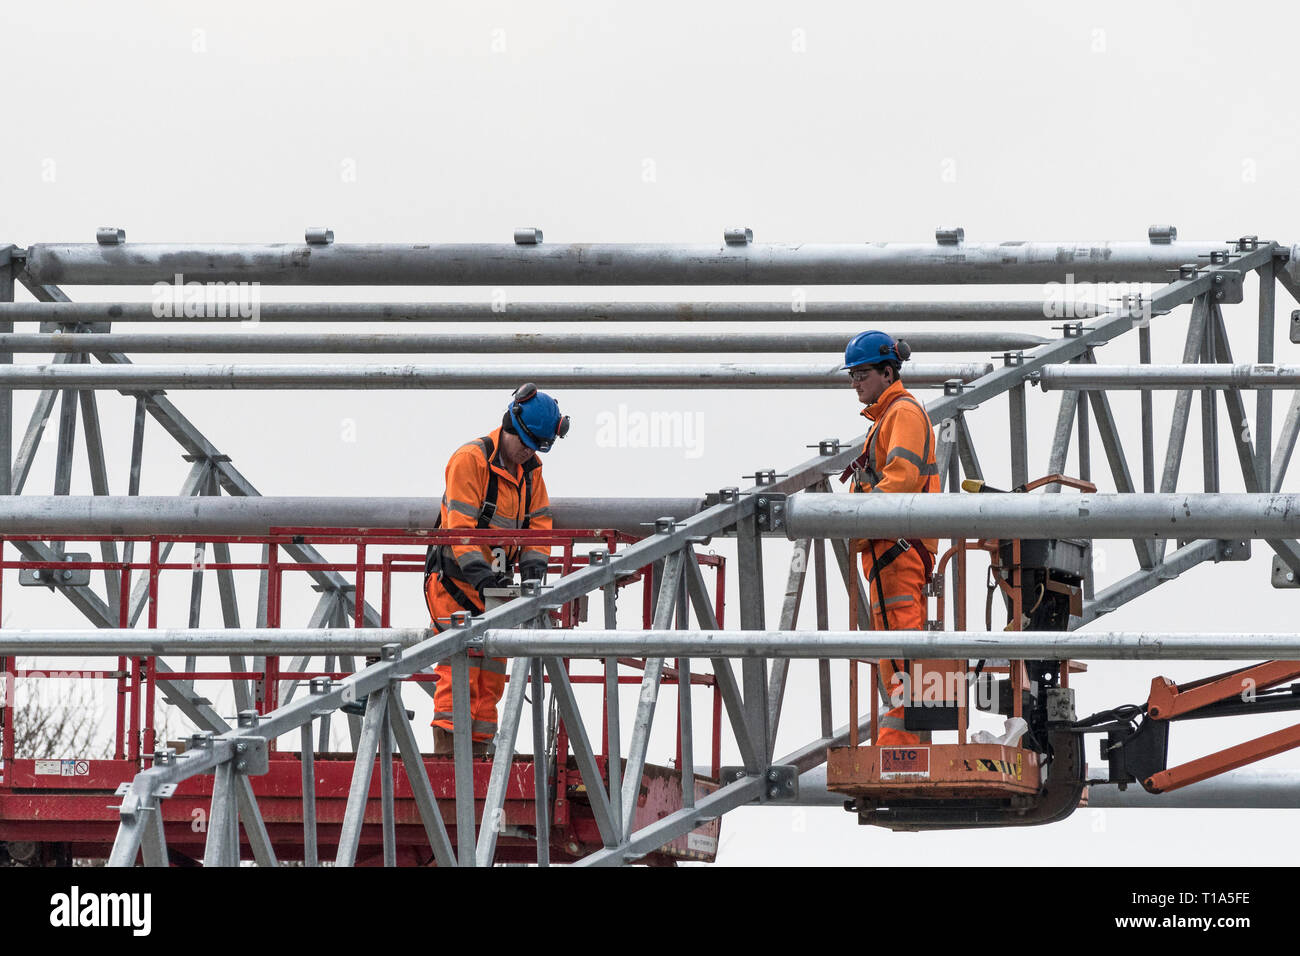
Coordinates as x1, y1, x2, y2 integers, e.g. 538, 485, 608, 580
433, 426, 553, 616
428, 427, 553, 743
845, 379, 941, 556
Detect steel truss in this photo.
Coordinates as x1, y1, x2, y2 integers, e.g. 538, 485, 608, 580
0, 232, 1298, 866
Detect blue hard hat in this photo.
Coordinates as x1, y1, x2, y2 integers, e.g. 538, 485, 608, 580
507, 383, 570, 453
841, 330, 908, 370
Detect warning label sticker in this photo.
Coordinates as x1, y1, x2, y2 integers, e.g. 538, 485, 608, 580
34, 759, 89, 776
879, 747, 930, 779
687, 832, 718, 854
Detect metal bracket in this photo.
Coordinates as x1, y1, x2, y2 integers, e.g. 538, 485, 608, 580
1045, 687, 1076, 725
720, 764, 798, 802
20, 552, 92, 589
724, 227, 753, 245
935, 226, 964, 246
810, 439, 842, 456
755, 493, 787, 533
1290, 310, 1299, 345
1209, 269, 1245, 304
1148, 225, 1177, 244
232, 737, 269, 775
1214, 539, 1251, 562
116, 781, 177, 799
1271, 554, 1300, 588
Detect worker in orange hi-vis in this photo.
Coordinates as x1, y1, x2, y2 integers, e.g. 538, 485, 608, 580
837, 331, 940, 747
424, 383, 569, 756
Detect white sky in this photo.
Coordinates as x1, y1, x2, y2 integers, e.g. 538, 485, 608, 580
1, 0, 1298, 865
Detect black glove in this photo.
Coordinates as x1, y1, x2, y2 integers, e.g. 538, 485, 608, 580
466, 567, 512, 597
520, 558, 548, 585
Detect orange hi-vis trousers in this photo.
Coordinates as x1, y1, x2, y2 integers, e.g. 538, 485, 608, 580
426, 576, 505, 744
862, 540, 929, 748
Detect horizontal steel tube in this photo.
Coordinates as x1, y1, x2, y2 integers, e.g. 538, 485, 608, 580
0, 362, 992, 389
0, 330, 1048, 354
783, 492, 1300, 539
22, 241, 1240, 286
1040, 363, 1300, 389
0, 495, 702, 535
0, 300, 1101, 324
1086, 770, 1300, 809
0, 628, 429, 656
481, 629, 1300, 659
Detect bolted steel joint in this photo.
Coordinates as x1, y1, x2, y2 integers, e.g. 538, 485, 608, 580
755, 493, 787, 533
718, 487, 739, 503
96, 226, 126, 245
153, 747, 177, 766
754, 469, 776, 486
309, 676, 332, 695
236, 710, 260, 729
1178, 264, 1199, 280
723, 227, 753, 245
514, 227, 543, 245
587, 548, 609, 565
935, 225, 964, 246
1289, 310, 1299, 345
654, 516, 677, 534
1237, 235, 1259, 251
942, 378, 965, 396
380, 642, 402, 662
189, 731, 215, 751
304, 226, 334, 245
817, 438, 842, 456
521, 579, 541, 596
1002, 351, 1024, 367
450, 610, 473, 628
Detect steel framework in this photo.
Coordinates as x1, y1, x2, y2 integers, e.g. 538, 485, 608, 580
0, 229, 1297, 866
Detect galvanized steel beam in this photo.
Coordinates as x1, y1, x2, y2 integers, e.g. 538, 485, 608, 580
0, 361, 993, 390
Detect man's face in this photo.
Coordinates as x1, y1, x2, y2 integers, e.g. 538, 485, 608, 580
499, 429, 534, 467
849, 364, 892, 405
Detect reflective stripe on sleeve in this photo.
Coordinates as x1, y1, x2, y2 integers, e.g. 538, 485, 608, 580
445, 497, 481, 520
885, 445, 940, 475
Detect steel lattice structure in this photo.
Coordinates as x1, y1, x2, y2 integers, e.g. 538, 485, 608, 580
0, 229, 1298, 866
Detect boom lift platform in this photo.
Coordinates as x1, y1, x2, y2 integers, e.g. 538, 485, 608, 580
828, 474, 1300, 830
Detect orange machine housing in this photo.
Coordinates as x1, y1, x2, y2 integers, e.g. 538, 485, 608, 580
826, 742, 1041, 802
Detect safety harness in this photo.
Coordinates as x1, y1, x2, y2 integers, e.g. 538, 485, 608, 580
424, 433, 538, 618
